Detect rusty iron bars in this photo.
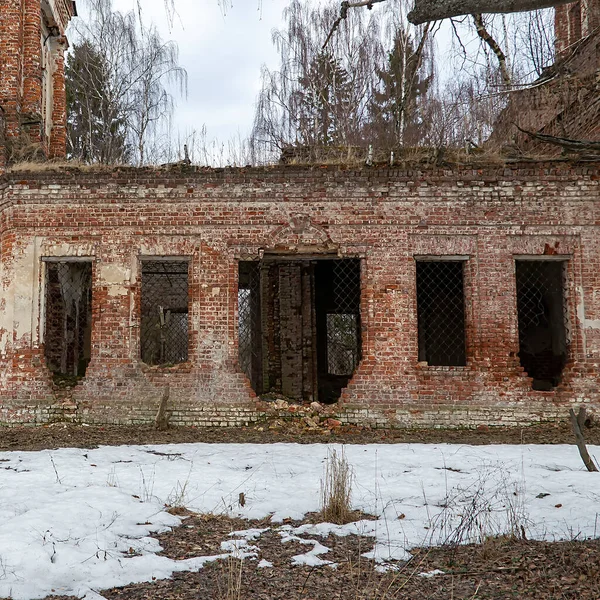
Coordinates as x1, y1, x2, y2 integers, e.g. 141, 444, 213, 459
416, 260, 467, 366
44, 261, 92, 377
140, 260, 189, 366
515, 260, 569, 388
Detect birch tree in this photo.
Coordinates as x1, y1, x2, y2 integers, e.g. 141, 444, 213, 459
66, 0, 187, 165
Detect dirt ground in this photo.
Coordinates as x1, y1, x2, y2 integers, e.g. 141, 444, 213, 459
2, 418, 599, 599
0, 418, 597, 452
45, 512, 600, 600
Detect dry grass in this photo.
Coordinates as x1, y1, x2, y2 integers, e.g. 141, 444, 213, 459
319, 447, 354, 525
7, 160, 125, 173
218, 556, 244, 600
4, 144, 569, 176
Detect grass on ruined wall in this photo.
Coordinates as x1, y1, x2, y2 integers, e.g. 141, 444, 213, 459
4, 145, 567, 175
7, 160, 127, 173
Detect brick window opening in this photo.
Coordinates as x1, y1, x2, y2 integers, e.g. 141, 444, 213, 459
44, 260, 93, 380
238, 261, 263, 394
238, 258, 361, 404
416, 260, 467, 366
140, 260, 189, 366
515, 260, 569, 390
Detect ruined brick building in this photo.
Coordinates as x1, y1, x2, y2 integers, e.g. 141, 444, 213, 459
0, 0, 76, 166
0, 0, 599, 427
491, 0, 600, 151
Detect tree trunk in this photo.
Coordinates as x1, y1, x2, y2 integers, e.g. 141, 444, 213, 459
569, 407, 598, 472
408, 0, 573, 25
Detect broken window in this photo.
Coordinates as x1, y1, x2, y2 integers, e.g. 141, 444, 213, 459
515, 260, 569, 390
416, 260, 467, 366
44, 260, 92, 379
140, 260, 189, 366
237, 258, 361, 404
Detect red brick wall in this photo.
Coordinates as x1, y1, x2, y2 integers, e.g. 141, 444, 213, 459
555, 1, 600, 56
0, 0, 74, 168
490, 29, 600, 151
48, 37, 68, 159
0, 163, 599, 428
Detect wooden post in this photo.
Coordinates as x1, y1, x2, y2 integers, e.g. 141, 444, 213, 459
569, 407, 598, 472
155, 385, 170, 431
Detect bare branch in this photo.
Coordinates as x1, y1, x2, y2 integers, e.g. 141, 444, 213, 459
570, 408, 598, 472
516, 125, 600, 154
408, 0, 572, 25
472, 14, 511, 87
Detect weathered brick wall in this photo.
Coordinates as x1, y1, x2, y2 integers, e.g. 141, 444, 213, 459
0, 162, 599, 428
555, 0, 600, 56
0, 0, 75, 165
490, 29, 600, 152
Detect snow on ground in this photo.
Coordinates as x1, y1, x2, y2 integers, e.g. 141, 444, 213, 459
1, 442, 599, 599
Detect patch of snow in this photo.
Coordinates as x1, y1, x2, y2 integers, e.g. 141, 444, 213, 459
257, 559, 273, 568
229, 527, 270, 540
419, 569, 446, 578
279, 526, 335, 567
219, 539, 258, 558
0, 442, 599, 598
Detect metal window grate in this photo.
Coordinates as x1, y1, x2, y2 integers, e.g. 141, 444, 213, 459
140, 260, 189, 366
416, 261, 466, 366
238, 261, 262, 390
44, 261, 92, 377
326, 259, 361, 376
515, 260, 569, 389
327, 313, 358, 375
332, 259, 361, 314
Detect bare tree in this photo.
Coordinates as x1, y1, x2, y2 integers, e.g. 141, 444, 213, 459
250, 0, 434, 163
67, 0, 187, 165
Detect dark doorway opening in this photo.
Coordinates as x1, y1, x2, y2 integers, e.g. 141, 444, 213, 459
140, 260, 189, 366
416, 260, 467, 366
44, 260, 93, 381
238, 258, 361, 404
515, 260, 569, 390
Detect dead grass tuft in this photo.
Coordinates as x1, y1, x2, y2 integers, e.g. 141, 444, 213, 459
218, 555, 244, 600
320, 447, 354, 525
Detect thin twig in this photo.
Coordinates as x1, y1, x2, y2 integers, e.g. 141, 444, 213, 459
323, 0, 389, 49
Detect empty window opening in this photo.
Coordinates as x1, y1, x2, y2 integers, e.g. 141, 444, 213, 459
140, 260, 189, 366
238, 258, 361, 404
416, 260, 466, 366
515, 260, 569, 390
44, 261, 92, 381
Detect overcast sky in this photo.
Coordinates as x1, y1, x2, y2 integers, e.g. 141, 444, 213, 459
108, 0, 290, 158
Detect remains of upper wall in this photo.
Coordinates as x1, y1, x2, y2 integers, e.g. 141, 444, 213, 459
0, 0, 76, 171
489, 3, 600, 154
555, 0, 600, 56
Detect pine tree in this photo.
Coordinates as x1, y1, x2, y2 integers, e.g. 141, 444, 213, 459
65, 41, 131, 163
369, 28, 433, 147
296, 51, 354, 147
